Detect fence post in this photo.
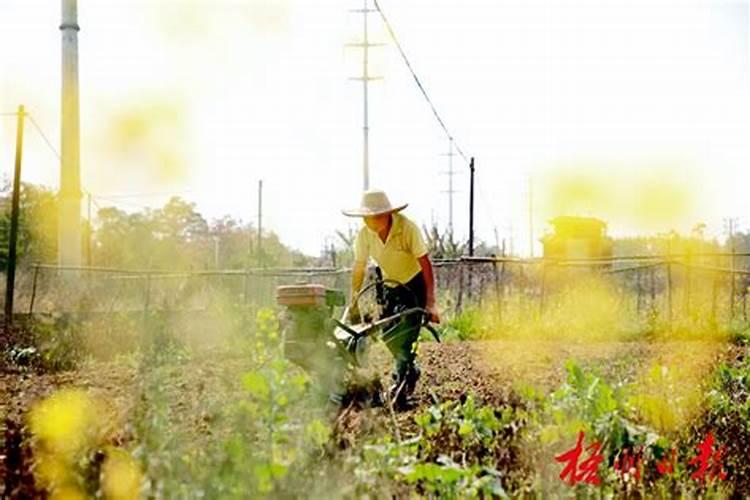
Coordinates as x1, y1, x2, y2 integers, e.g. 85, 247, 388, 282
667, 262, 673, 326
636, 267, 643, 316
711, 269, 718, 326
243, 271, 249, 306
649, 265, 656, 306
28, 264, 40, 315
144, 272, 152, 314
456, 262, 464, 315
666, 258, 673, 327
492, 257, 502, 325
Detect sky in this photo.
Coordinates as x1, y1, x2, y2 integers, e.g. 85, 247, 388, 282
1, 0, 749, 257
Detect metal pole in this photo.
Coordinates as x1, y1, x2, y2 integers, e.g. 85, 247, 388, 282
468, 157, 475, 257
5, 105, 25, 325
59, 0, 83, 270
29, 264, 40, 315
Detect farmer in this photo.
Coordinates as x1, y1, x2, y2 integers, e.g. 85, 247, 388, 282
343, 189, 440, 408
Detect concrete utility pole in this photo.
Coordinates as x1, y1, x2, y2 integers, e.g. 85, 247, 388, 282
348, 0, 382, 191
59, 0, 83, 270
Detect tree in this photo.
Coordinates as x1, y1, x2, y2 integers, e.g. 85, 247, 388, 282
0, 182, 59, 270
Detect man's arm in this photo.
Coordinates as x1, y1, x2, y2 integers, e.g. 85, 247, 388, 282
417, 255, 440, 323
349, 260, 366, 321
351, 260, 366, 298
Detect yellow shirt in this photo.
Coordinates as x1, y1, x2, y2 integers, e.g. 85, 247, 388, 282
354, 212, 429, 285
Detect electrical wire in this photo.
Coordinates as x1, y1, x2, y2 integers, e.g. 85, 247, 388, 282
372, 0, 470, 166
27, 114, 62, 161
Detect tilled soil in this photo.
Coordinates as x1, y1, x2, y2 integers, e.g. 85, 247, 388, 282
1, 339, 743, 497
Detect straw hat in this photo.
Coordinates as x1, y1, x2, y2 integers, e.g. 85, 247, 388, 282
342, 189, 408, 217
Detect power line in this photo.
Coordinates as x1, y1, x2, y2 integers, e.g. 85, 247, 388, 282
1, 111, 61, 161
372, 0, 470, 165
27, 114, 62, 161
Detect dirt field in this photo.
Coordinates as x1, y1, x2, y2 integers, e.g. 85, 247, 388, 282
1, 338, 744, 497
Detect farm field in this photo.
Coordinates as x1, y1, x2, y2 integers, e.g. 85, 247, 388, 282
3, 313, 749, 498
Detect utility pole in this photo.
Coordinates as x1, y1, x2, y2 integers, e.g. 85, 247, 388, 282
257, 180, 263, 267
348, 0, 383, 191
59, 0, 83, 271
441, 137, 458, 242
528, 175, 534, 258
468, 157, 475, 256
5, 106, 25, 326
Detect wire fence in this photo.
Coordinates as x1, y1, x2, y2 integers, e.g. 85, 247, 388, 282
3, 253, 750, 329
433, 253, 750, 328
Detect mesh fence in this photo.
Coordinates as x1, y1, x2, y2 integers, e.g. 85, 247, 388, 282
2, 255, 749, 327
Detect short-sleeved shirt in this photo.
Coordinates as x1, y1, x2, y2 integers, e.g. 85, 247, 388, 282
354, 212, 429, 285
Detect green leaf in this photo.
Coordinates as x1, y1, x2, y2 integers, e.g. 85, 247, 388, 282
458, 421, 475, 437
242, 371, 270, 399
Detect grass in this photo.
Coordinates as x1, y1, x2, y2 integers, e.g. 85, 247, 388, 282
7, 273, 750, 498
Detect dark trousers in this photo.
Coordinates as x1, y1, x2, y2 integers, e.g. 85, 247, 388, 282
380, 272, 426, 388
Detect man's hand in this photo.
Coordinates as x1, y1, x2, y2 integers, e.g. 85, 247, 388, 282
425, 303, 440, 324
417, 255, 439, 324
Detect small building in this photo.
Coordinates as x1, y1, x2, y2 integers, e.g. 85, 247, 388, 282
541, 216, 613, 260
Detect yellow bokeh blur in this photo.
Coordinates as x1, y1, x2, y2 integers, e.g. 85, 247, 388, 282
101, 446, 143, 500
28, 388, 142, 499
29, 389, 104, 457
